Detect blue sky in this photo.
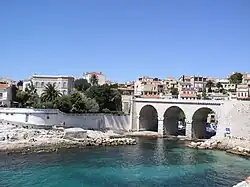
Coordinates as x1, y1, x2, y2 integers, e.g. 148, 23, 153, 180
1, 0, 250, 82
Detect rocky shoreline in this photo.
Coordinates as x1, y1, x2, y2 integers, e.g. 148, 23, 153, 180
0, 123, 137, 154
188, 136, 250, 159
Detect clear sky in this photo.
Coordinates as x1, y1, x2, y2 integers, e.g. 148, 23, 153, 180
1, 0, 250, 82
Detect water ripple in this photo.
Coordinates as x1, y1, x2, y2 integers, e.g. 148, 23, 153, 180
0, 139, 250, 187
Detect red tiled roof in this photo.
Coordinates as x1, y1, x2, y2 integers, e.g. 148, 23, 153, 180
180, 94, 197, 98
0, 84, 9, 89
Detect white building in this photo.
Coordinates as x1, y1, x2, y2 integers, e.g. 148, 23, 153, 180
134, 76, 164, 98
23, 75, 74, 96
0, 83, 12, 107
215, 78, 236, 91
0, 77, 16, 85
83, 72, 106, 85
243, 73, 250, 85
236, 84, 250, 100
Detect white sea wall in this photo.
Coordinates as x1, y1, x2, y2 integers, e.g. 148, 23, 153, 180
0, 108, 130, 131
216, 101, 250, 140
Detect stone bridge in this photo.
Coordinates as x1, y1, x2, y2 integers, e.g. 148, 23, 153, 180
129, 98, 250, 140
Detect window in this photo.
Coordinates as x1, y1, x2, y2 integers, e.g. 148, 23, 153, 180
35, 82, 39, 87
63, 82, 67, 88
0, 93, 2, 98
47, 116, 50, 119
41, 82, 44, 87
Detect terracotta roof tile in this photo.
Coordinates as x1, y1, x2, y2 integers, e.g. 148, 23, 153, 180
0, 84, 9, 89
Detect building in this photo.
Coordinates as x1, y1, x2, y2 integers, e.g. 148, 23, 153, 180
242, 73, 250, 85
206, 92, 229, 100
163, 77, 178, 90
178, 75, 208, 91
118, 81, 134, 114
23, 75, 74, 96
0, 83, 12, 107
0, 77, 16, 85
215, 78, 236, 92
83, 72, 106, 85
179, 88, 197, 100
134, 76, 164, 98
236, 84, 250, 100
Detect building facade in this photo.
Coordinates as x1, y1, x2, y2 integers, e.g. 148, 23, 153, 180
236, 84, 250, 100
0, 83, 12, 107
23, 75, 74, 96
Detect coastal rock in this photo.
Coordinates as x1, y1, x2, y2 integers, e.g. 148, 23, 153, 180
187, 136, 250, 159
64, 128, 87, 139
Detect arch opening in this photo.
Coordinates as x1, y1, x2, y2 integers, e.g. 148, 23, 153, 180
192, 107, 217, 139
139, 105, 158, 132
163, 106, 186, 136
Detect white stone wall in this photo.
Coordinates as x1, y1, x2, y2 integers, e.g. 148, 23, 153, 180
0, 108, 130, 131
216, 101, 250, 140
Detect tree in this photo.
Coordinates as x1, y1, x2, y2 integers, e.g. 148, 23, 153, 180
16, 90, 30, 107
70, 92, 99, 113
74, 78, 91, 91
41, 83, 62, 102
110, 89, 122, 111
202, 88, 207, 100
206, 80, 214, 88
23, 81, 39, 107
229, 72, 243, 84
216, 82, 224, 93
216, 82, 222, 89
25, 81, 37, 95
85, 84, 122, 112
54, 95, 72, 113
170, 88, 179, 96
90, 74, 99, 86
17, 80, 23, 87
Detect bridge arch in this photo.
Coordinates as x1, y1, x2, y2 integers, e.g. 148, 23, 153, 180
192, 107, 217, 139
139, 105, 158, 131
163, 106, 186, 136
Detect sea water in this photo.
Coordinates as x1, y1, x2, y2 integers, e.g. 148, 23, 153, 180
0, 138, 250, 187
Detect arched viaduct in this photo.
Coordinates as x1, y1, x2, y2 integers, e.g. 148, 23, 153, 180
130, 98, 223, 139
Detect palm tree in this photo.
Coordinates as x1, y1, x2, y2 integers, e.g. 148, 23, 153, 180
25, 81, 37, 95
41, 83, 62, 102
24, 81, 39, 106
90, 74, 99, 86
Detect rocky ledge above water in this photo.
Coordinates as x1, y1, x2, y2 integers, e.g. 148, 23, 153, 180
188, 136, 250, 159
0, 124, 137, 154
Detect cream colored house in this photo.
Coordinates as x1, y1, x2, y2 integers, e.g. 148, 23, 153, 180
0, 83, 12, 106
23, 74, 74, 96
215, 78, 236, 91
242, 73, 250, 85
134, 76, 164, 98
236, 84, 250, 100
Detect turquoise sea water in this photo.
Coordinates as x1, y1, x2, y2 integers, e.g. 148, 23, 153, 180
0, 138, 250, 187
